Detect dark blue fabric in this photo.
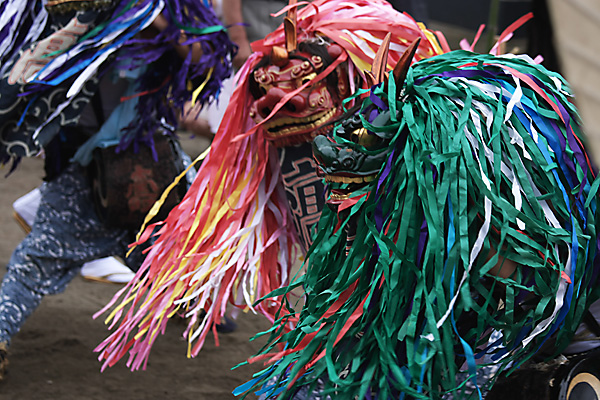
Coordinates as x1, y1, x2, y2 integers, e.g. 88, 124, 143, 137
0, 165, 130, 343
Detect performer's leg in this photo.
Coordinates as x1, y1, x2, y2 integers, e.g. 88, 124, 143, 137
0, 164, 129, 346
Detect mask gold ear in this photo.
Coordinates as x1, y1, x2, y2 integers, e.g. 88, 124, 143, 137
363, 32, 392, 88
271, 46, 289, 66
364, 71, 376, 88
391, 37, 421, 94
372, 32, 391, 84
284, 0, 298, 52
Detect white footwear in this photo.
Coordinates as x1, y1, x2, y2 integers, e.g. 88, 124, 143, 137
14, 188, 135, 284
80, 257, 135, 284
12, 187, 42, 233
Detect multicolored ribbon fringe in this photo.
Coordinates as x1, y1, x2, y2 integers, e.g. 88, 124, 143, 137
236, 51, 600, 399
0, 0, 234, 168
94, 0, 447, 371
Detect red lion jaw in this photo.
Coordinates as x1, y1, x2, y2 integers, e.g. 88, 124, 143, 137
261, 107, 339, 144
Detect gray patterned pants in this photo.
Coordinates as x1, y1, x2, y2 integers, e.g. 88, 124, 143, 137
0, 164, 131, 344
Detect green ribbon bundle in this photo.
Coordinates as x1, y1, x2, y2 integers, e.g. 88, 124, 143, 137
237, 51, 600, 399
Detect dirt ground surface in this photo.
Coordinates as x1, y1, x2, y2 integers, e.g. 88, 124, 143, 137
0, 136, 272, 400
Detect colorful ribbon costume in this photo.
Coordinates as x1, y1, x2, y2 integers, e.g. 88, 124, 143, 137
0, 0, 234, 171
95, 0, 447, 370
234, 43, 600, 399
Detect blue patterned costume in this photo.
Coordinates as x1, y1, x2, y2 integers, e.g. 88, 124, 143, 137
0, 0, 234, 376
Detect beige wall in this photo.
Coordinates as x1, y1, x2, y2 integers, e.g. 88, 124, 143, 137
548, 0, 600, 163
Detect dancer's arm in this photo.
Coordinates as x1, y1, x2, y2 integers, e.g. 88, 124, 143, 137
222, 0, 251, 68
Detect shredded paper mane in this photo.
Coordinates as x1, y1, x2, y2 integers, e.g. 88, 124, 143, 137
94, 0, 446, 371
0, 0, 234, 168
235, 51, 600, 399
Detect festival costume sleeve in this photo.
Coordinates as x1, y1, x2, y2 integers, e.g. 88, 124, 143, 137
0, 0, 48, 71
235, 52, 600, 399
93, 0, 448, 371
0, 0, 234, 169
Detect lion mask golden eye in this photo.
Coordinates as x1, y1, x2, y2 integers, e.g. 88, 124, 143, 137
298, 72, 317, 87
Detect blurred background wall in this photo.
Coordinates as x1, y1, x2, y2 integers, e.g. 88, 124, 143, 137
547, 0, 600, 162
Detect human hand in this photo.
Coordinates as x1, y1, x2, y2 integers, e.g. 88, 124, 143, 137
227, 24, 252, 69
151, 14, 169, 32
233, 41, 252, 69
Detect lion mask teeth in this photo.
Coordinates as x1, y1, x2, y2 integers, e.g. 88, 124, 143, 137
264, 108, 337, 137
